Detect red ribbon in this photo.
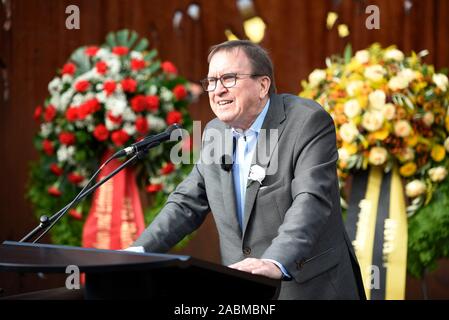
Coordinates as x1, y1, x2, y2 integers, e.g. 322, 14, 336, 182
82, 150, 145, 250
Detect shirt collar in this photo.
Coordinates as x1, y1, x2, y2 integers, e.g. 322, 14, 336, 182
231, 99, 270, 138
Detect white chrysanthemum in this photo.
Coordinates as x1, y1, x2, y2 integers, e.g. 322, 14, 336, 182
160, 87, 174, 102
57, 145, 75, 163
105, 117, 120, 131
105, 93, 127, 116
384, 48, 404, 61
362, 111, 384, 132
123, 122, 137, 136
60, 88, 75, 111
405, 180, 426, 198
388, 76, 409, 90
48, 77, 62, 95
428, 166, 448, 182
368, 147, 388, 165
105, 57, 121, 75
149, 176, 163, 185
308, 69, 327, 88
72, 93, 85, 106
355, 50, 370, 64
344, 99, 361, 118
40, 123, 53, 138
422, 111, 435, 127
95, 91, 107, 103
433, 73, 448, 92
389, 68, 417, 90
162, 102, 174, 112
338, 147, 350, 162
383, 103, 396, 120
399, 68, 417, 82
74, 120, 86, 129
62, 74, 73, 83
74, 69, 97, 83
122, 108, 137, 122
368, 90, 386, 110
346, 80, 364, 97
130, 51, 143, 60
339, 122, 359, 143
75, 115, 93, 129
49, 95, 61, 111
84, 92, 95, 101
147, 85, 158, 95
399, 147, 415, 162
95, 48, 110, 60
394, 120, 412, 137
364, 65, 386, 82
146, 114, 167, 132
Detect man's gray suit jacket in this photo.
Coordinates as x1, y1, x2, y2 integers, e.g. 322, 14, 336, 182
133, 93, 366, 300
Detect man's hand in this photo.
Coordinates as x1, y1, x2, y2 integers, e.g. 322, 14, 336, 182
228, 258, 282, 279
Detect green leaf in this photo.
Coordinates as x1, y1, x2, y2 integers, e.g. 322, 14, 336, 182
403, 96, 414, 110
344, 43, 352, 64
408, 175, 449, 278
134, 38, 149, 52
144, 49, 158, 62
116, 29, 129, 46
74, 149, 87, 162
127, 30, 138, 48
106, 31, 116, 47
148, 60, 161, 74
70, 47, 92, 74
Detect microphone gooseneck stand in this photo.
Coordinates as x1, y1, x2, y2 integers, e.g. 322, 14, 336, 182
20, 142, 158, 244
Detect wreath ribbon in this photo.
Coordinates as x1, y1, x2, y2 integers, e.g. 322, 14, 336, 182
82, 150, 145, 250
345, 165, 408, 300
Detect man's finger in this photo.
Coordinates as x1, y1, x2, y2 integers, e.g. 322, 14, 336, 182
252, 266, 282, 279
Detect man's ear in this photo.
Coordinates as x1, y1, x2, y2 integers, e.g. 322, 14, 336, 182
259, 76, 271, 98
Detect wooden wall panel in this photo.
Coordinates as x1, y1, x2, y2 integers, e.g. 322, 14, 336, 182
1, 0, 448, 297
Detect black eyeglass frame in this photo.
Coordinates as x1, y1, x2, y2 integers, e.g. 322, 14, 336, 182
200, 73, 264, 92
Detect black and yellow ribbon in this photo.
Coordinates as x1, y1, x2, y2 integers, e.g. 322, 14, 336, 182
345, 166, 407, 300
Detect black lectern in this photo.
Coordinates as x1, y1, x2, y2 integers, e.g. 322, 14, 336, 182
0, 241, 280, 300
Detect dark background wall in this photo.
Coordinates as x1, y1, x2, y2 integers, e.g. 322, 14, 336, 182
1, 0, 448, 298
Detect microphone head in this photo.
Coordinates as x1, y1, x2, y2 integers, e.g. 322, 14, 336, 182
220, 154, 233, 172
167, 123, 183, 142
167, 123, 183, 133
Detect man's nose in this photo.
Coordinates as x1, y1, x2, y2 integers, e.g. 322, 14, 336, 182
215, 79, 228, 95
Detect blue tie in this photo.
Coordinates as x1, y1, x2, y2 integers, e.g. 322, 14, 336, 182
232, 129, 257, 229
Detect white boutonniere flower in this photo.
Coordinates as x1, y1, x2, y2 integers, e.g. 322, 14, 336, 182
248, 165, 266, 185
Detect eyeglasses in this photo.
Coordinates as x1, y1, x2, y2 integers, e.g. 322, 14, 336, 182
200, 73, 263, 92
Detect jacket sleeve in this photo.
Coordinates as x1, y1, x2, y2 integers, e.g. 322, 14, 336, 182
132, 160, 210, 253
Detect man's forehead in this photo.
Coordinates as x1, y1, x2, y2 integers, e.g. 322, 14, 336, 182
208, 48, 250, 75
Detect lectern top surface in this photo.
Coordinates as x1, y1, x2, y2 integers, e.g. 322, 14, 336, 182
0, 241, 189, 273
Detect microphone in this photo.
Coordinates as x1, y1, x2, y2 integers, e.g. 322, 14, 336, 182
220, 154, 233, 171
220, 136, 236, 172
113, 124, 183, 159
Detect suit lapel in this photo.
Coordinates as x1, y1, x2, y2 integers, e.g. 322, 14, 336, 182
242, 94, 287, 237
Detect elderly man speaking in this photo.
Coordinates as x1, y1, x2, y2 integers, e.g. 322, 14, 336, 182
131, 40, 365, 300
